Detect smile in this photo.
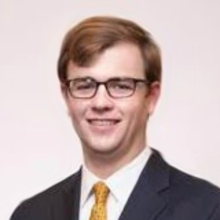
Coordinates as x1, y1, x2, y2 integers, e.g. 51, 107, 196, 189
87, 119, 120, 126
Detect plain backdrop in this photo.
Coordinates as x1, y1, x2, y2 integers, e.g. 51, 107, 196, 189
1, 0, 220, 219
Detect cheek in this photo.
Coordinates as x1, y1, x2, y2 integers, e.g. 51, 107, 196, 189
121, 97, 149, 116
66, 101, 86, 122
132, 102, 150, 126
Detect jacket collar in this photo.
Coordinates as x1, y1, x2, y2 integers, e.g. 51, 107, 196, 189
62, 149, 170, 220
118, 148, 170, 220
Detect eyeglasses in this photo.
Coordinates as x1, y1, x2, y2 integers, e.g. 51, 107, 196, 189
64, 77, 149, 99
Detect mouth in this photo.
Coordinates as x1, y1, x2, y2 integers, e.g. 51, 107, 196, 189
87, 119, 121, 126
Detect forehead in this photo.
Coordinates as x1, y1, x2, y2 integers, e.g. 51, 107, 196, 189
67, 42, 145, 80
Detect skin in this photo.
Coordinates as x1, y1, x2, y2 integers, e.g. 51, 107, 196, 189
62, 42, 160, 178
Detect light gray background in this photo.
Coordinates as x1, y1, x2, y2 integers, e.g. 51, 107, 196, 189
1, 0, 220, 219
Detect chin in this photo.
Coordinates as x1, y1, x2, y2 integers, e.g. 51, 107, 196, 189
84, 140, 120, 155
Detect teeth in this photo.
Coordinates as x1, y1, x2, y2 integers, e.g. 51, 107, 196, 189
89, 119, 117, 126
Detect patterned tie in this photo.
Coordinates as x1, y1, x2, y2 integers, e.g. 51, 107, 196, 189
89, 181, 110, 220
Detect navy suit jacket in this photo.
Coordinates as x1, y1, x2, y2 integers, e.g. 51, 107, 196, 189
11, 149, 220, 220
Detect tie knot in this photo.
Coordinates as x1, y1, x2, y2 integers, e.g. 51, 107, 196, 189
93, 181, 109, 204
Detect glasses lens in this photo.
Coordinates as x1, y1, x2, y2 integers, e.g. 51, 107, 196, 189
69, 79, 96, 98
108, 79, 135, 97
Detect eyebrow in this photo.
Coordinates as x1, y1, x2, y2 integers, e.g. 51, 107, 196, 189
67, 77, 146, 82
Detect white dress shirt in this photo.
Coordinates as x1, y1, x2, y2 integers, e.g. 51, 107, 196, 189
79, 147, 152, 220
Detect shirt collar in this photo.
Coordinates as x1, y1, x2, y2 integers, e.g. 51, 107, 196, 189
80, 147, 151, 207
106, 147, 151, 202
80, 165, 100, 208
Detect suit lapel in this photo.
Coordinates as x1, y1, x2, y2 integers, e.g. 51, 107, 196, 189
51, 169, 82, 220
55, 150, 169, 220
71, 170, 81, 220
119, 149, 169, 220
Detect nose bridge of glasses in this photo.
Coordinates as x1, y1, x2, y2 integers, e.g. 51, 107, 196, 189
95, 81, 112, 98
90, 81, 114, 109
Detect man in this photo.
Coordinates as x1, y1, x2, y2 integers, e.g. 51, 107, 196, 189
11, 16, 220, 220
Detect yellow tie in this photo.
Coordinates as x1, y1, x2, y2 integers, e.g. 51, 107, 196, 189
89, 182, 109, 220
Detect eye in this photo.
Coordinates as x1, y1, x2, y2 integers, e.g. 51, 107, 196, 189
75, 82, 95, 90
110, 80, 134, 90
71, 79, 96, 91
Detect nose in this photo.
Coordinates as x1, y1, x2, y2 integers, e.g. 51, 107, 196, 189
90, 84, 114, 112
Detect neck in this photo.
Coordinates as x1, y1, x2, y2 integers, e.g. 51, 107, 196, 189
83, 141, 147, 179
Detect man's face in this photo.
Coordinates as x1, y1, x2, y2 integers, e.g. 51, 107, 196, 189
62, 43, 160, 164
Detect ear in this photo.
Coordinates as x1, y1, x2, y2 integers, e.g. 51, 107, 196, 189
60, 82, 72, 116
146, 81, 161, 116
60, 82, 68, 101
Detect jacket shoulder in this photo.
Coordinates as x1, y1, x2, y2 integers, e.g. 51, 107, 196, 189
170, 165, 220, 197
169, 165, 220, 218
10, 171, 81, 220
